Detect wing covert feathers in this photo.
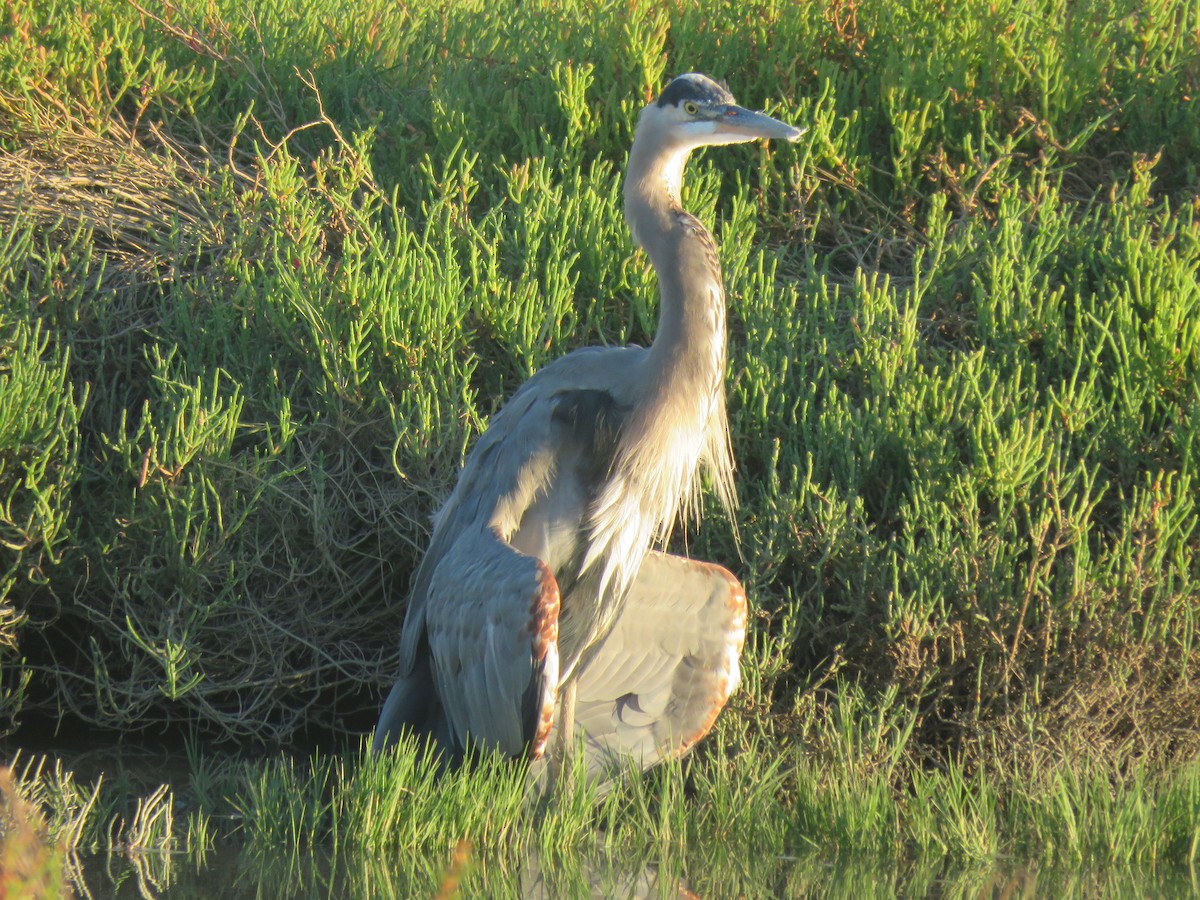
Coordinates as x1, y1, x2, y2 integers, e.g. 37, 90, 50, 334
567, 550, 747, 780
423, 528, 560, 758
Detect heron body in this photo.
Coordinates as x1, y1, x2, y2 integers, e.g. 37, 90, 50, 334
374, 74, 803, 785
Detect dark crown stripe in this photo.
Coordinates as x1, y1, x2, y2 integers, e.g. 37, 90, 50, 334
655, 73, 735, 108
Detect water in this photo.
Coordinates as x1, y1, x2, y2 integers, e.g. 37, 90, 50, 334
65, 843, 1200, 898
9, 738, 1198, 898
73, 845, 696, 898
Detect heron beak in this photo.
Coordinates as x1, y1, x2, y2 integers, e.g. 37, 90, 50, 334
715, 105, 806, 142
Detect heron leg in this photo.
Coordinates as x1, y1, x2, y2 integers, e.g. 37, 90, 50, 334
548, 678, 578, 789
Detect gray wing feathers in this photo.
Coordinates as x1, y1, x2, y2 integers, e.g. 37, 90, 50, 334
398, 349, 634, 676
396, 388, 548, 676
424, 527, 559, 757
570, 550, 747, 779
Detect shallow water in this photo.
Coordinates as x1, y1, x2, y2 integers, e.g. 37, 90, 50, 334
72, 845, 692, 898
10, 738, 1198, 898
67, 844, 1200, 899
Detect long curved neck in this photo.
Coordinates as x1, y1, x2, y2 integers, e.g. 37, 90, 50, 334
623, 137, 726, 393
576, 127, 736, 619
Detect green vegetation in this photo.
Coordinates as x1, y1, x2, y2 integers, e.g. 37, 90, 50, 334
1, 0, 1198, 892
4, 711, 1200, 896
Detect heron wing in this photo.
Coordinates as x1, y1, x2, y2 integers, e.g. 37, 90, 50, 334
397, 348, 637, 672
423, 527, 561, 757
385, 347, 639, 758
570, 550, 747, 780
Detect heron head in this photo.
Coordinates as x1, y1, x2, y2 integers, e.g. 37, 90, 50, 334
643, 73, 805, 149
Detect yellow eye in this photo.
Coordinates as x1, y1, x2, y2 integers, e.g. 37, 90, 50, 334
684, 101, 699, 115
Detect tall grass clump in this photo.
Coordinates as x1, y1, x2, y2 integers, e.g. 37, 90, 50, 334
5, 720, 1200, 895
0, 0, 1197, 881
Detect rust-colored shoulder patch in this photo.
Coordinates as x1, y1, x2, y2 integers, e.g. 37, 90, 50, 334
702, 561, 747, 631
677, 678, 729, 755
529, 560, 560, 659
528, 560, 560, 760
678, 561, 747, 755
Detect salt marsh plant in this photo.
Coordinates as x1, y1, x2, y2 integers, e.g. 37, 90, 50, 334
5, 717, 1199, 895
1, 0, 1199, 888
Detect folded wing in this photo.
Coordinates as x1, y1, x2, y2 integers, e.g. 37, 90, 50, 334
423, 528, 561, 757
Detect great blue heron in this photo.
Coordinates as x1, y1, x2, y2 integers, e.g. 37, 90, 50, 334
374, 73, 803, 786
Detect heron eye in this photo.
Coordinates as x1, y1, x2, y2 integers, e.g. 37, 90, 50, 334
684, 101, 699, 115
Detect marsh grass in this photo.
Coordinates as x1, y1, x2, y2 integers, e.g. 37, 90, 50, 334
4, 702, 1200, 895
2, 0, 1199, 891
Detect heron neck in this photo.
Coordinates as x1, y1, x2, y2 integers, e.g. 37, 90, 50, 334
623, 145, 727, 395
647, 218, 726, 392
